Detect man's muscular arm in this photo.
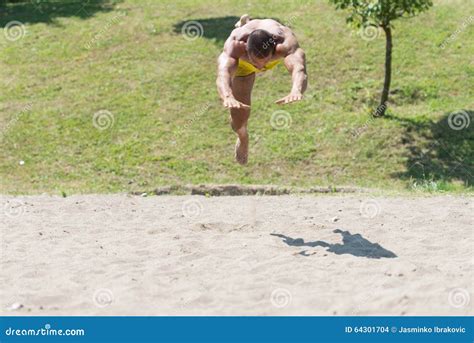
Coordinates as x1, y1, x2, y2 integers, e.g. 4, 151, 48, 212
216, 35, 250, 109
276, 48, 307, 104
275, 30, 307, 105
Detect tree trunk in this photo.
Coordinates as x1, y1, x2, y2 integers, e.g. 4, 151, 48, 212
376, 25, 392, 117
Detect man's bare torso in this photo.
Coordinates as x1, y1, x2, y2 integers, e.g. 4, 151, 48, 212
224, 19, 299, 65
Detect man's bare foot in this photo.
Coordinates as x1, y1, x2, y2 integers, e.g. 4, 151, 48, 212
235, 137, 248, 165
235, 14, 250, 28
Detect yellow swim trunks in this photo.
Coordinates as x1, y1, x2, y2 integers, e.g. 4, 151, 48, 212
235, 59, 281, 77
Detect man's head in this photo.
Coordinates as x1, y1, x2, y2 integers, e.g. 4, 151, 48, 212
247, 29, 276, 68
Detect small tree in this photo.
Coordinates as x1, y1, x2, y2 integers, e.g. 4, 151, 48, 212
329, 0, 433, 116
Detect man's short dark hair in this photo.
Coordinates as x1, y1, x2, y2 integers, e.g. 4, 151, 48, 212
247, 29, 276, 58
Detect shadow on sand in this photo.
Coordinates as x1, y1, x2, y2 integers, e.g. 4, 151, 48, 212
271, 229, 397, 259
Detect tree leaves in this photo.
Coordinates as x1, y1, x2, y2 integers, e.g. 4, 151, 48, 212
329, 0, 433, 28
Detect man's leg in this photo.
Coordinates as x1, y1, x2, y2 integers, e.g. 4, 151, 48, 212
230, 73, 255, 164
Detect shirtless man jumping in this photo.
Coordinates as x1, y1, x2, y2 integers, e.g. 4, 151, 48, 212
216, 14, 307, 164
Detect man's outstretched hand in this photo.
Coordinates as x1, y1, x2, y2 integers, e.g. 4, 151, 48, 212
275, 92, 303, 105
222, 96, 250, 109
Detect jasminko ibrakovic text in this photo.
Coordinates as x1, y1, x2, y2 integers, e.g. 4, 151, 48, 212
344, 325, 467, 334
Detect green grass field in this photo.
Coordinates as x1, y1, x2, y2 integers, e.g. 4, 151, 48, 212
0, 0, 472, 194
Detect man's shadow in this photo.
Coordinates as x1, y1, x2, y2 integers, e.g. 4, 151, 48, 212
271, 229, 397, 259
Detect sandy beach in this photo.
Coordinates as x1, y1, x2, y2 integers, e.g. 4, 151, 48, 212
1, 194, 472, 316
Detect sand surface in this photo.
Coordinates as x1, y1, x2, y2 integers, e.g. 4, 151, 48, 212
1, 194, 472, 316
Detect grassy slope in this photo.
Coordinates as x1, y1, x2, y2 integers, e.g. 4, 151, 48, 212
0, 0, 472, 194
